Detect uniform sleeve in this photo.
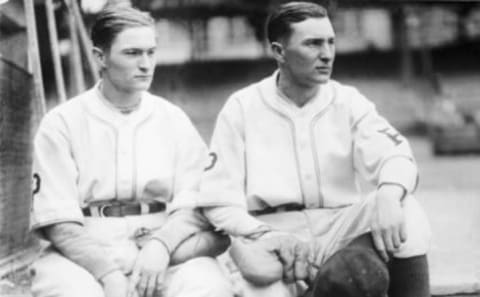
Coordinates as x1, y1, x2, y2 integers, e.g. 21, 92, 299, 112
30, 112, 84, 232
200, 97, 270, 236
167, 108, 210, 211
150, 209, 212, 255
350, 89, 418, 193
155, 108, 213, 252
200, 97, 247, 207
44, 222, 121, 280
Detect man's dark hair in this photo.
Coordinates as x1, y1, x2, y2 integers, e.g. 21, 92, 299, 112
266, 2, 328, 43
91, 5, 155, 50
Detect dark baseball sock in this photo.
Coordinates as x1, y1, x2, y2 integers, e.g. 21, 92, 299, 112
388, 255, 430, 297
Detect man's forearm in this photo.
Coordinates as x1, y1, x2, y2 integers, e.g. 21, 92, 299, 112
43, 222, 120, 280
151, 209, 212, 254
169, 230, 231, 265
203, 206, 271, 237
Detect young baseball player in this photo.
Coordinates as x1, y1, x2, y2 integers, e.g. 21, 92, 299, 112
29, 6, 233, 297
194, 2, 431, 297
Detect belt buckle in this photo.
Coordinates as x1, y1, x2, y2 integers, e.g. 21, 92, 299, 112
132, 227, 153, 248
99, 204, 109, 217
133, 227, 151, 240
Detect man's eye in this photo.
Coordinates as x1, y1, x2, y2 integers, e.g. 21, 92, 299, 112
307, 40, 322, 47
125, 50, 139, 55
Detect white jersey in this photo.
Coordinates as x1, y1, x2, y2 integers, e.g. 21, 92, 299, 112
200, 72, 418, 211
31, 84, 208, 230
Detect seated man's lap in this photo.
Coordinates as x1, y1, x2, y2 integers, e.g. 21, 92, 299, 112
30, 250, 104, 297
318, 194, 431, 261
224, 195, 431, 296
31, 249, 233, 297
165, 257, 234, 297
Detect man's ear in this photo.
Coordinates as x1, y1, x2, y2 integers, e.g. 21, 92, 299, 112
92, 46, 106, 69
270, 42, 285, 63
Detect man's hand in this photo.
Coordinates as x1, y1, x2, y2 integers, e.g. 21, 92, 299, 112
230, 232, 313, 286
128, 239, 170, 297
229, 236, 284, 286
371, 184, 407, 262
101, 270, 129, 297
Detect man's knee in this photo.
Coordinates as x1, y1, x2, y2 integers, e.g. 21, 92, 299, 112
394, 196, 431, 258
30, 251, 104, 297
166, 257, 234, 297
241, 279, 294, 297
309, 242, 389, 297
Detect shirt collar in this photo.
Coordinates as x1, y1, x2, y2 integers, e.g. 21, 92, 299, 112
258, 71, 334, 118
82, 81, 154, 127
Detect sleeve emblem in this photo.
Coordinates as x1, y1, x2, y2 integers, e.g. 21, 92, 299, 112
32, 173, 41, 195
204, 152, 218, 171
378, 128, 402, 146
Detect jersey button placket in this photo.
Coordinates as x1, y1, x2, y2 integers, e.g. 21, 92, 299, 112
117, 126, 134, 200
295, 120, 319, 209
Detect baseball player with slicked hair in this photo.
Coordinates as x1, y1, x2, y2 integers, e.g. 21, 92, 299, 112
29, 5, 233, 297
191, 2, 432, 296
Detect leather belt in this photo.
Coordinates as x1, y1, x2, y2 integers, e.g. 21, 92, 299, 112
82, 201, 165, 217
250, 203, 305, 216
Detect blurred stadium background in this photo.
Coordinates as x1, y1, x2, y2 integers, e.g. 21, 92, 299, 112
1, 0, 479, 296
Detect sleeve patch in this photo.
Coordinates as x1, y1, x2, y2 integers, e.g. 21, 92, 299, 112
32, 173, 41, 195
378, 128, 403, 146
204, 152, 218, 171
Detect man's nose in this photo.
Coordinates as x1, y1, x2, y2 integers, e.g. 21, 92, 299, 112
319, 45, 334, 62
138, 53, 153, 70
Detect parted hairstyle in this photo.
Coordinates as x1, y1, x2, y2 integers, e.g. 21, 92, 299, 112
266, 2, 328, 43
91, 5, 155, 50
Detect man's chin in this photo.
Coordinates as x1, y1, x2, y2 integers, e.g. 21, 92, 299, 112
133, 82, 152, 92
313, 76, 330, 84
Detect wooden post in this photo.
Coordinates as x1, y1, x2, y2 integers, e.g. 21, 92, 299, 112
46, 0, 67, 103
67, 1, 85, 94
396, 5, 413, 87
70, 0, 99, 82
23, 0, 46, 115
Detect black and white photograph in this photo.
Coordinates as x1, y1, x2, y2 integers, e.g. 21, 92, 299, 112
0, 0, 479, 296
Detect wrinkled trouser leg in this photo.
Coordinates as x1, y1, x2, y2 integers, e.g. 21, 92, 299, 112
311, 194, 432, 261
31, 251, 233, 297
224, 194, 431, 297
31, 213, 234, 297
165, 256, 234, 297
30, 249, 104, 297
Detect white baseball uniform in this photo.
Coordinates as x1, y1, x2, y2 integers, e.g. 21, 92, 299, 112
30, 83, 233, 297
199, 71, 431, 297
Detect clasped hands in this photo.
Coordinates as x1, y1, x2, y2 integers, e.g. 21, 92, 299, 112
230, 231, 320, 286
101, 229, 230, 297
100, 239, 169, 297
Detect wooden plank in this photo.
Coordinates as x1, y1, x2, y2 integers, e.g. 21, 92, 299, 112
0, 246, 40, 278
0, 57, 36, 262
46, 0, 67, 103
67, 4, 86, 95
23, 0, 46, 116
68, 0, 99, 82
